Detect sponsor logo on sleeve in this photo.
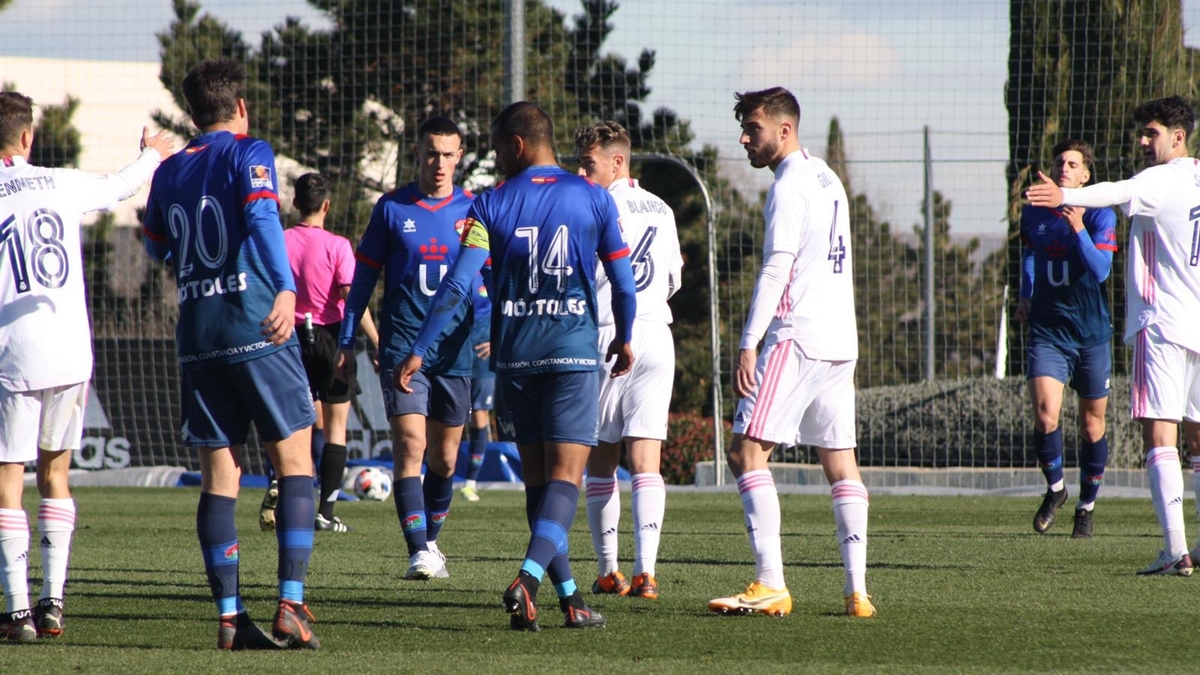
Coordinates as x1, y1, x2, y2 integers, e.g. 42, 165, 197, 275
249, 165, 274, 190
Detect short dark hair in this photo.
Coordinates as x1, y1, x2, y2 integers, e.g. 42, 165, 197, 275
734, 87, 800, 123
418, 116, 464, 144
1051, 138, 1095, 171
492, 101, 553, 148
0, 91, 34, 150
293, 172, 330, 216
574, 120, 630, 156
182, 58, 246, 129
1134, 96, 1195, 139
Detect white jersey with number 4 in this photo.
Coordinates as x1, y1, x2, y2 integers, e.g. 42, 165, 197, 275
1062, 157, 1200, 352
595, 178, 683, 326
0, 151, 160, 392
742, 149, 857, 360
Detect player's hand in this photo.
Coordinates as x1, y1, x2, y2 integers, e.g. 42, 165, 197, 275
140, 126, 175, 161
734, 348, 758, 398
1061, 205, 1085, 233
474, 341, 491, 360
605, 340, 634, 377
335, 349, 357, 383
1014, 297, 1031, 324
1025, 171, 1064, 208
368, 347, 380, 373
261, 291, 296, 346
395, 354, 423, 394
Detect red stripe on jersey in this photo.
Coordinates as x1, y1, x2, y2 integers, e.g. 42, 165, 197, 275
1095, 243, 1118, 251
143, 226, 167, 243
243, 190, 280, 205
355, 252, 383, 269
603, 247, 630, 261
416, 193, 456, 212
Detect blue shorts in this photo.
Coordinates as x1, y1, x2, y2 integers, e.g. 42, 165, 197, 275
380, 369, 470, 427
471, 374, 495, 411
1027, 338, 1112, 399
496, 371, 599, 446
181, 345, 316, 448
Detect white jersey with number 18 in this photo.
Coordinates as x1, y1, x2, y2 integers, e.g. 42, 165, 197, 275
0, 151, 160, 391
749, 149, 857, 360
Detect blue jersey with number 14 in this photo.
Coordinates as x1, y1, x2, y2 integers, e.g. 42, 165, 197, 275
143, 131, 296, 370
461, 166, 629, 376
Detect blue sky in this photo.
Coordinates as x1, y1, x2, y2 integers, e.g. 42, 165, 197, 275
2, 0, 1198, 235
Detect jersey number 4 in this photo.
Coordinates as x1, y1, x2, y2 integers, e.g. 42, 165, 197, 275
516, 225, 574, 292
1, 209, 69, 294
827, 200, 846, 274
1190, 204, 1200, 267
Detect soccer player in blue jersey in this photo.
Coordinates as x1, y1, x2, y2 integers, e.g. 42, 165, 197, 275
1016, 138, 1118, 538
142, 58, 320, 650
461, 275, 494, 502
337, 117, 475, 581
396, 101, 638, 631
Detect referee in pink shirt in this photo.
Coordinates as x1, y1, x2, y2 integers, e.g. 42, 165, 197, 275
273, 172, 379, 532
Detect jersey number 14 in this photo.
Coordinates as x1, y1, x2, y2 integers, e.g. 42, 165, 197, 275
1, 209, 69, 294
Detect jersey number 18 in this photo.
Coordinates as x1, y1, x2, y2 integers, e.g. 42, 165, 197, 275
1, 209, 69, 294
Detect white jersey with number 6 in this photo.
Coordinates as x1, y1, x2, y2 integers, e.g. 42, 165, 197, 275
742, 149, 857, 360
0, 151, 160, 391
595, 178, 683, 327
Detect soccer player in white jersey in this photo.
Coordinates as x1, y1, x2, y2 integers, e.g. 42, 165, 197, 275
575, 121, 683, 601
0, 91, 172, 640
1028, 95, 1200, 576
707, 87, 874, 619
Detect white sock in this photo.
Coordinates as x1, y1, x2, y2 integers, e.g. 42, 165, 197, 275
1147, 447, 1188, 556
631, 473, 666, 577
1191, 458, 1200, 547
831, 480, 869, 596
738, 470, 784, 589
465, 479, 477, 489
585, 475, 620, 576
1050, 478, 1065, 492
38, 499, 75, 601
0, 508, 31, 614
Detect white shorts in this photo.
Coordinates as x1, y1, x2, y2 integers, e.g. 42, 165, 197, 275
733, 339, 856, 449
596, 322, 675, 443
1130, 325, 1200, 422
0, 381, 88, 463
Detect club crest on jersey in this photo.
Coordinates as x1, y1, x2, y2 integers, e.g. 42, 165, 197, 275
249, 165, 273, 190
224, 544, 239, 561
454, 218, 466, 236
420, 238, 449, 261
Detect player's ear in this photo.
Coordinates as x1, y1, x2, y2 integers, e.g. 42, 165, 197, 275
236, 98, 248, 120
19, 126, 33, 155
321, 199, 331, 214
1081, 169, 1090, 185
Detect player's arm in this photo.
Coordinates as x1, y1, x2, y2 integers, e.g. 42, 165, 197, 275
141, 180, 170, 262
77, 127, 173, 213
666, 219, 684, 299
337, 207, 388, 378
1029, 170, 1145, 215
596, 192, 636, 376
396, 244, 489, 392
1014, 213, 1033, 323
245, 198, 297, 346
1067, 207, 1115, 283
736, 190, 803, 398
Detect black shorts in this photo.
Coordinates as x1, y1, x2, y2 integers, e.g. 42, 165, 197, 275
300, 321, 361, 404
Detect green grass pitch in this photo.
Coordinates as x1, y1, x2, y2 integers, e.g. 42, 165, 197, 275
2, 487, 1195, 673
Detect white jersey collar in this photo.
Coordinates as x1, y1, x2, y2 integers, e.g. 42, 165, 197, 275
1, 155, 28, 168
608, 177, 639, 193
774, 149, 808, 176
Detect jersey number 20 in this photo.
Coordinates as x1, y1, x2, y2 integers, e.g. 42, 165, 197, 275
1, 209, 69, 294
168, 197, 229, 278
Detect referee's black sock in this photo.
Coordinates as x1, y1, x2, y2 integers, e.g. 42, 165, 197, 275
318, 443, 348, 520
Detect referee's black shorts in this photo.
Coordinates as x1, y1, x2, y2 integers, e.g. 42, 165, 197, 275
300, 321, 361, 404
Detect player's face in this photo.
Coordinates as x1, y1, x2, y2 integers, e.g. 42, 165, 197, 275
416, 133, 464, 193
1137, 121, 1183, 167
1050, 150, 1089, 189
739, 108, 784, 169
577, 146, 618, 187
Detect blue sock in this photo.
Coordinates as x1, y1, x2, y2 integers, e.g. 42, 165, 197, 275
524, 484, 544, 530
423, 470, 454, 543
1079, 435, 1109, 506
520, 480, 579, 590
467, 426, 488, 482
197, 493, 244, 617
311, 427, 326, 471
1036, 429, 1064, 489
522, 483, 573, 593
395, 476, 428, 556
275, 475, 315, 604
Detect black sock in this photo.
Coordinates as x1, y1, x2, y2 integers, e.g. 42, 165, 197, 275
318, 443, 347, 520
